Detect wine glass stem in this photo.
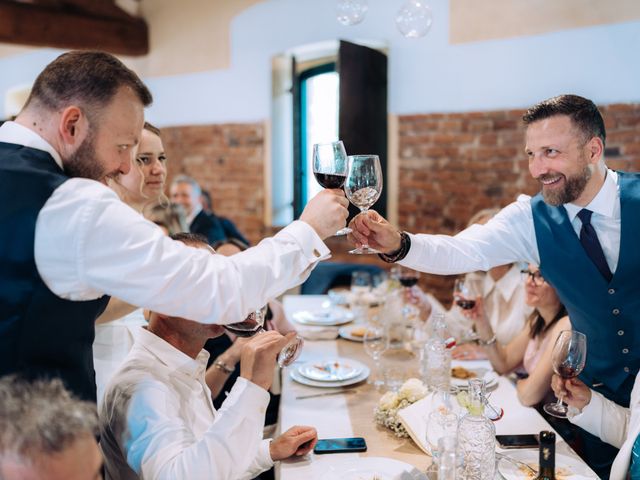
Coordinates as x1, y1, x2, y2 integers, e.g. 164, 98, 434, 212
359, 209, 369, 249
556, 392, 564, 408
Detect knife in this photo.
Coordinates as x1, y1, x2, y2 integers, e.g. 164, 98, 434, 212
295, 389, 357, 400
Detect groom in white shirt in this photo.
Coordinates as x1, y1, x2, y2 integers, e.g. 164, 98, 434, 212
100, 234, 318, 480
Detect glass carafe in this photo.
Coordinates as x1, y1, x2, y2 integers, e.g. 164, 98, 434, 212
457, 378, 496, 479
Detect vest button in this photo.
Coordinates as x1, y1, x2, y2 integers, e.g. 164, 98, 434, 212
613, 308, 620, 315
623, 348, 629, 354
608, 288, 615, 294
618, 330, 625, 336
624, 367, 630, 373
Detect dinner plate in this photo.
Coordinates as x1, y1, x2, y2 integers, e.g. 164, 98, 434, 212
338, 325, 380, 342
498, 450, 597, 479
327, 289, 382, 307
290, 360, 369, 388
450, 366, 497, 388
292, 308, 354, 326
319, 456, 427, 480
298, 358, 363, 382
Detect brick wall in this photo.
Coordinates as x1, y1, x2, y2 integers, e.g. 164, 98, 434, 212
160, 103, 640, 304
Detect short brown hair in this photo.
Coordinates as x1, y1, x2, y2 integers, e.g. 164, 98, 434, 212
144, 121, 161, 137
523, 94, 606, 147
26, 50, 152, 117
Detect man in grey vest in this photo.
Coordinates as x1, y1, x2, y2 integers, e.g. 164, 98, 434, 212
349, 94, 640, 478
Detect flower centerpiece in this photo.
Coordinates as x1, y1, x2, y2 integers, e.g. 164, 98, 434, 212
374, 378, 429, 437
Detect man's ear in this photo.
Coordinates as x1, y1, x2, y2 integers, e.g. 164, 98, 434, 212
586, 136, 604, 165
58, 106, 89, 147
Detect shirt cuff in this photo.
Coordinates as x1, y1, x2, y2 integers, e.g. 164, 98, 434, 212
276, 220, 330, 262
256, 439, 275, 470
567, 390, 604, 433
398, 233, 421, 268
224, 377, 271, 413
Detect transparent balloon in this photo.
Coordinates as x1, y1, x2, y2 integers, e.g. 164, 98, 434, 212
395, 0, 433, 38
336, 0, 368, 26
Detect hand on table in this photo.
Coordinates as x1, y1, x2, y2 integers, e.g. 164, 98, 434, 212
347, 210, 402, 254
240, 331, 296, 390
550, 375, 592, 411
270, 426, 318, 460
300, 189, 349, 240
451, 343, 488, 360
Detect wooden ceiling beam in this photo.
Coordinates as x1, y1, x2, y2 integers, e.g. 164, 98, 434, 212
0, 0, 148, 56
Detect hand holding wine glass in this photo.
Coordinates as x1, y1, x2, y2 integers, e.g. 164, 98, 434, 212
544, 330, 587, 418
550, 375, 592, 411
224, 306, 304, 367
344, 155, 383, 254
312, 141, 352, 236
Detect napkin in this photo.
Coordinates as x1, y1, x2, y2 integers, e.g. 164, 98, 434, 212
396, 395, 432, 455
295, 325, 340, 341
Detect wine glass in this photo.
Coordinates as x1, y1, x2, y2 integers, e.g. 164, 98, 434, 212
344, 154, 383, 254
224, 306, 304, 367
363, 325, 386, 389
544, 330, 587, 418
453, 276, 482, 342
425, 411, 458, 459
312, 141, 351, 235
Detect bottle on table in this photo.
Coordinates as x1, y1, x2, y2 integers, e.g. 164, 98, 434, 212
535, 431, 556, 480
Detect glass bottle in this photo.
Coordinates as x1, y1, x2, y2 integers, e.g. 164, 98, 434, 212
535, 431, 556, 480
457, 378, 496, 480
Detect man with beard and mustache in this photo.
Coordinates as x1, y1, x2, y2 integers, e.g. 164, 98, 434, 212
348, 94, 640, 478
0, 51, 349, 405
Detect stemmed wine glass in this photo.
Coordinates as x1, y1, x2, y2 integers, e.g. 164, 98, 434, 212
544, 330, 587, 418
453, 276, 482, 342
312, 141, 351, 235
363, 325, 386, 390
344, 154, 383, 254
224, 306, 304, 367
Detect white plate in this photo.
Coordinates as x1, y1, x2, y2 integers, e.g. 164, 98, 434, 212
498, 450, 597, 479
327, 289, 382, 307
338, 325, 380, 342
298, 358, 363, 382
320, 456, 427, 480
450, 367, 498, 388
292, 308, 354, 326
290, 360, 369, 388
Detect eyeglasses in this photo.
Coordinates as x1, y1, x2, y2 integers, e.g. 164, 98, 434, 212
521, 269, 545, 286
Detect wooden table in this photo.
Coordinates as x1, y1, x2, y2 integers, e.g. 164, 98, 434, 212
276, 295, 596, 479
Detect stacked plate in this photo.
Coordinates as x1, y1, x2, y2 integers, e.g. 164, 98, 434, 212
292, 307, 354, 326
290, 357, 370, 387
450, 365, 499, 391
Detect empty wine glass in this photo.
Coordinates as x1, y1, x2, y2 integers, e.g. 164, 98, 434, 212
544, 330, 587, 418
344, 154, 383, 254
313, 141, 351, 235
224, 306, 304, 367
363, 325, 386, 389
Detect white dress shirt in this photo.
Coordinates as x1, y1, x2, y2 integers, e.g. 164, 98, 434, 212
446, 266, 531, 344
401, 170, 621, 275
100, 327, 274, 480
0, 121, 329, 325
568, 373, 640, 480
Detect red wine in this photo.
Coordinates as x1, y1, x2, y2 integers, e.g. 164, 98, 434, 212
399, 277, 418, 287
456, 299, 476, 310
556, 364, 579, 379
224, 319, 263, 337
314, 172, 346, 189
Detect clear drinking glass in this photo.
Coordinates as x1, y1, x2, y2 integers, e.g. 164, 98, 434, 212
426, 411, 458, 458
312, 141, 351, 235
344, 154, 383, 254
363, 325, 386, 389
224, 306, 304, 367
544, 330, 587, 418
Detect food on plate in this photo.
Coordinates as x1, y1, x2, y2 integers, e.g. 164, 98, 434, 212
314, 361, 342, 373
518, 464, 571, 479
451, 366, 477, 379
350, 327, 367, 337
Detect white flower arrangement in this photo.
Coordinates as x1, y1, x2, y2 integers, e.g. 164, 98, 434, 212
374, 378, 429, 437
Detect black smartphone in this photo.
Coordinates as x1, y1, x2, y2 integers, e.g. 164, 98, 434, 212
496, 434, 540, 449
313, 437, 367, 454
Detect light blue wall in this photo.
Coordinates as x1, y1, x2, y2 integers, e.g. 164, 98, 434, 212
1, 0, 639, 126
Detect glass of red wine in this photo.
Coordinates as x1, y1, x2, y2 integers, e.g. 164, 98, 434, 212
224, 305, 304, 367
544, 330, 587, 418
345, 154, 383, 254
453, 277, 481, 310
312, 141, 351, 235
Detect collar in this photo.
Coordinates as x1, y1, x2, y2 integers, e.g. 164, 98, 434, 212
483, 264, 521, 302
135, 327, 209, 380
0, 121, 63, 170
187, 204, 203, 226
564, 169, 618, 221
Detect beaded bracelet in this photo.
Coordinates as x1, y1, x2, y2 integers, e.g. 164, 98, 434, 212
378, 231, 411, 263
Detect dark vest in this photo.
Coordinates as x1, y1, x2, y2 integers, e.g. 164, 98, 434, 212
0, 142, 109, 403
531, 171, 640, 403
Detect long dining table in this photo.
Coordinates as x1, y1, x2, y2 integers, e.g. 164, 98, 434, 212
276, 295, 597, 479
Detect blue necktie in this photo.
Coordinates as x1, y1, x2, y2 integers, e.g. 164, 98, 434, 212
630, 433, 640, 479
577, 209, 613, 282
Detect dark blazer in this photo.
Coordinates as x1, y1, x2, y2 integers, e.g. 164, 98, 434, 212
189, 210, 249, 247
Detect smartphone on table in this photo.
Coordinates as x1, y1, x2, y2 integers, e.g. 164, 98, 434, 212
313, 437, 367, 454
496, 434, 540, 449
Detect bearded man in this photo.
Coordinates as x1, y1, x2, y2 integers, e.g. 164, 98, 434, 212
349, 94, 640, 478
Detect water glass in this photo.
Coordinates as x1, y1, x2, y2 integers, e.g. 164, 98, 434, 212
426, 411, 458, 458
363, 326, 385, 389
422, 341, 452, 391
382, 364, 404, 391
351, 270, 372, 295
438, 436, 459, 479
